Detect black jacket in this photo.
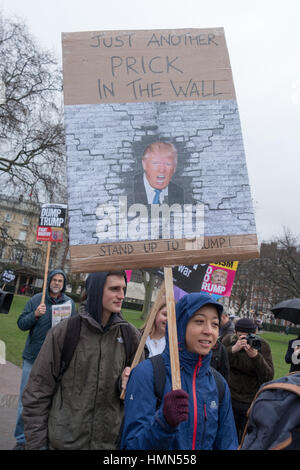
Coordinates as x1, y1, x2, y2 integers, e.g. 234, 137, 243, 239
219, 320, 235, 341
211, 339, 230, 381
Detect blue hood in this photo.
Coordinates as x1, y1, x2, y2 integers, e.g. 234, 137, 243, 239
164, 292, 223, 371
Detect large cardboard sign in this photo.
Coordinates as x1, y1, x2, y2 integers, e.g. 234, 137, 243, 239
62, 28, 259, 272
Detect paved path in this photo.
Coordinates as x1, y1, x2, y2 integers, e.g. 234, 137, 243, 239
0, 406, 18, 450
0, 361, 22, 450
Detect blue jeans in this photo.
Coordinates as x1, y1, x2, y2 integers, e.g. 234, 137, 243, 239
14, 359, 33, 444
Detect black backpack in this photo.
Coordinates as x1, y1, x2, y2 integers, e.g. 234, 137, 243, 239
239, 372, 300, 450
57, 315, 137, 384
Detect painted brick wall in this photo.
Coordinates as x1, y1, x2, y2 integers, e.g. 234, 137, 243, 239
64, 99, 256, 245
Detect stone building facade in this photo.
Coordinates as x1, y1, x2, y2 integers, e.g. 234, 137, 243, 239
0, 196, 69, 294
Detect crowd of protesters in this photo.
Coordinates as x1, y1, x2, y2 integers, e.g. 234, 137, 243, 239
12, 268, 300, 450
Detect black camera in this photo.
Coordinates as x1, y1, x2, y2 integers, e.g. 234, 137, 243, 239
246, 333, 261, 351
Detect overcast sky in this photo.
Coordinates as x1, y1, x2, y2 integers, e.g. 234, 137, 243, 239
1, 0, 300, 244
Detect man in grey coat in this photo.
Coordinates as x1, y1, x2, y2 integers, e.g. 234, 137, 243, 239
13, 269, 76, 450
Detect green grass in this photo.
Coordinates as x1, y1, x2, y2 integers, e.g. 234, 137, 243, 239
0, 298, 145, 367
0, 295, 29, 366
122, 308, 144, 329
0, 297, 296, 381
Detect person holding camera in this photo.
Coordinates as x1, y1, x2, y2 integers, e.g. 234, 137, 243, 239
222, 318, 274, 443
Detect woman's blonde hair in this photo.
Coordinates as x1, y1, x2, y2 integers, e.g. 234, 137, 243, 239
140, 297, 167, 337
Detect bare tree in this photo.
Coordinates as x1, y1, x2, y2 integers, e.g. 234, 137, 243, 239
230, 229, 300, 315
0, 13, 66, 202
261, 229, 300, 300
140, 271, 156, 320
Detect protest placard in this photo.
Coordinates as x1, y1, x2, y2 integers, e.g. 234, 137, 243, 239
36, 203, 67, 242
0, 270, 16, 285
201, 261, 238, 297
52, 302, 73, 327
62, 27, 259, 273
153, 261, 238, 300
37, 203, 68, 303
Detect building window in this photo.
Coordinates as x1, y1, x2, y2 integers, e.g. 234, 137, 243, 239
4, 213, 12, 222
12, 247, 24, 264
22, 217, 30, 225
18, 231, 27, 241
31, 249, 41, 267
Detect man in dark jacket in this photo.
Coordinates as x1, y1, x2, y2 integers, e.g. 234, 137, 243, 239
13, 269, 76, 450
22, 271, 142, 450
211, 339, 230, 381
222, 318, 274, 443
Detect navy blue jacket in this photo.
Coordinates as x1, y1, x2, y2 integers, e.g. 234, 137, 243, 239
17, 269, 76, 363
121, 293, 238, 450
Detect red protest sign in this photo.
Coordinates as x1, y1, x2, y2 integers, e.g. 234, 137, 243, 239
36, 226, 64, 242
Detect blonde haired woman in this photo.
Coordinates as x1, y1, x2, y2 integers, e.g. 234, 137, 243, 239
140, 299, 167, 358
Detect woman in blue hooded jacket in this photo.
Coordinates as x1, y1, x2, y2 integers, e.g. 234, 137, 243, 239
121, 292, 238, 450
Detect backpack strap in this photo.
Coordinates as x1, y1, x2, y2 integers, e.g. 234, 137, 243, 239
149, 354, 166, 408
58, 315, 81, 382
257, 382, 300, 397
120, 323, 134, 367
210, 366, 225, 405
149, 358, 225, 410
245, 380, 300, 421
120, 322, 143, 368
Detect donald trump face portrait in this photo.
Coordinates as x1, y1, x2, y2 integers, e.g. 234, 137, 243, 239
142, 142, 177, 190
133, 141, 184, 205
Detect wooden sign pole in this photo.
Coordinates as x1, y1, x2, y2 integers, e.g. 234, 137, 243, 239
41, 241, 51, 304
164, 266, 181, 390
120, 281, 166, 400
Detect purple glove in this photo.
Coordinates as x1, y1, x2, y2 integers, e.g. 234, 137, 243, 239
163, 389, 189, 427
